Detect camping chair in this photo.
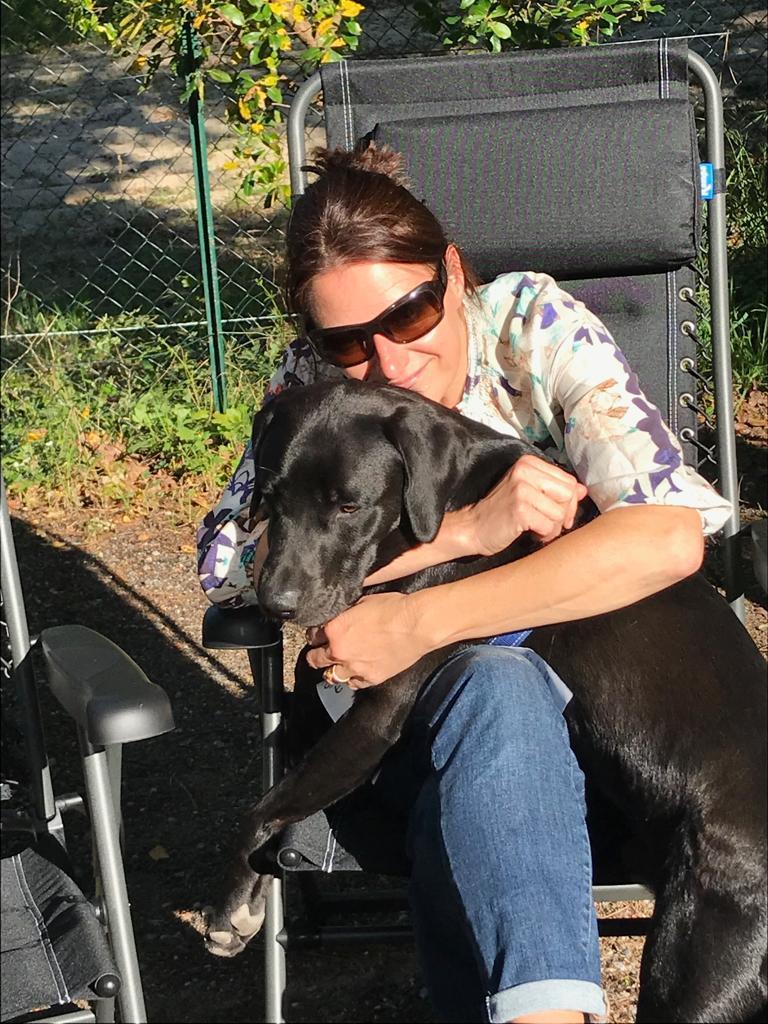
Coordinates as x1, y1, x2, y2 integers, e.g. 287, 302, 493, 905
0, 478, 175, 1023
202, 39, 762, 1022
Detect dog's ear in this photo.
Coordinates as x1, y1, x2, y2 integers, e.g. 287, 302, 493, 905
248, 402, 277, 521
384, 408, 458, 543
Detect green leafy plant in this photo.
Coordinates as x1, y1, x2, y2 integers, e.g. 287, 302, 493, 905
725, 106, 767, 254
415, 0, 664, 51
0, 0, 112, 52
694, 274, 767, 410
71, 0, 365, 207
1, 294, 289, 514
52, 0, 667, 205
715, 104, 767, 403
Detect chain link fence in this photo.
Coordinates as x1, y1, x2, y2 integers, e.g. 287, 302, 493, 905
1, 7, 227, 393
1, 0, 765, 418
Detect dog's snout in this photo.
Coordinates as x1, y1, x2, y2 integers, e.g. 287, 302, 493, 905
263, 589, 300, 621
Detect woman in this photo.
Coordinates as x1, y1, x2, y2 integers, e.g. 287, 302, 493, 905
197, 144, 731, 1024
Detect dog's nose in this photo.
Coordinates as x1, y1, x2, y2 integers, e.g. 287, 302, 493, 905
264, 590, 299, 621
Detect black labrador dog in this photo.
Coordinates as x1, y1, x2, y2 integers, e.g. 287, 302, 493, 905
205, 379, 767, 1023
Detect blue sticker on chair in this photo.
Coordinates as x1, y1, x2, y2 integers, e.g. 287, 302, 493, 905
699, 162, 714, 200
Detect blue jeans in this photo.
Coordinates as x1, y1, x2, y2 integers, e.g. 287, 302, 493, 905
373, 647, 606, 1023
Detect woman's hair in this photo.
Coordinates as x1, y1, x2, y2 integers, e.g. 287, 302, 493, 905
285, 141, 477, 324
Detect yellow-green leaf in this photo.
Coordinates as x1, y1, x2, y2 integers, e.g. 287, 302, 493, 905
219, 3, 245, 26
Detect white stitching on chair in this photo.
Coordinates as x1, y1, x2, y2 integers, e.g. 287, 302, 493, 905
321, 825, 334, 872
12, 853, 71, 1006
340, 60, 353, 150
657, 36, 670, 100
339, 59, 346, 148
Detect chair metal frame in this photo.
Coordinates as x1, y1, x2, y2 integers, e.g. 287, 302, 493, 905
205, 44, 744, 1023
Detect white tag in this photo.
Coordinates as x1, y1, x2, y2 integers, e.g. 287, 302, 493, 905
316, 680, 355, 721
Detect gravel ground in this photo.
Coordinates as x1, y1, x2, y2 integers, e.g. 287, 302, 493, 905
5, 449, 766, 1023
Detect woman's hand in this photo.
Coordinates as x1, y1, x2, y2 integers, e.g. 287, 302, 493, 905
305, 592, 426, 689
363, 454, 587, 590
306, 455, 587, 685
454, 453, 588, 556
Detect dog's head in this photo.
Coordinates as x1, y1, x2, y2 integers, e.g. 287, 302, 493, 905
249, 380, 510, 626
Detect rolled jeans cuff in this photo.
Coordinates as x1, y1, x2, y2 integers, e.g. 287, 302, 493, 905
487, 978, 607, 1023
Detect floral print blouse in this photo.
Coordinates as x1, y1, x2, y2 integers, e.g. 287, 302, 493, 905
197, 271, 732, 607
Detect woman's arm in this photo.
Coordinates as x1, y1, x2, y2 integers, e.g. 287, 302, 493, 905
306, 504, 703, 686
412, 504, 703, 646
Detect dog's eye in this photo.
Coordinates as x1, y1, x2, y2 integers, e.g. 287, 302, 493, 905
339, 504, 359, 515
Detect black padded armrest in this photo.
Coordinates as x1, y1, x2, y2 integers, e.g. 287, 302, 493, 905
202, 603, 282, 651
40, 625, 175, 746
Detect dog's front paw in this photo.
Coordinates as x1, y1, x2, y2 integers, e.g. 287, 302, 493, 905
204, 869, 271, 959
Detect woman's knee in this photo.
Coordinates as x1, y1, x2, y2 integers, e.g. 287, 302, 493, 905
428, 647, 565, 729
422, 646, 573, 771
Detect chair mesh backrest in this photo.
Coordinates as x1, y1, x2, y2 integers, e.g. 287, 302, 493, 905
318, 41, 702, 465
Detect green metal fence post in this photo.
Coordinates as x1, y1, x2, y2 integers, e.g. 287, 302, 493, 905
182, 18, 227, 413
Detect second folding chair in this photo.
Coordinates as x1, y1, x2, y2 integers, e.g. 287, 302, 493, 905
1, 478, 175, 1023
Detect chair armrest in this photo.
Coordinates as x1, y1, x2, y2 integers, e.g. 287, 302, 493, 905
202, 603, 282, 650
752, 519, 767, 594
40, 625, 175, 746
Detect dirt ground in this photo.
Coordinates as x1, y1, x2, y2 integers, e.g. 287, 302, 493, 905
5, 425, 766, 1022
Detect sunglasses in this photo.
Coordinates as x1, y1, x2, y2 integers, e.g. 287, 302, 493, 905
307, 259, 448, 369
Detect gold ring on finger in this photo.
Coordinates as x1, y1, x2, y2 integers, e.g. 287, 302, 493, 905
323, 664, 351, 685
